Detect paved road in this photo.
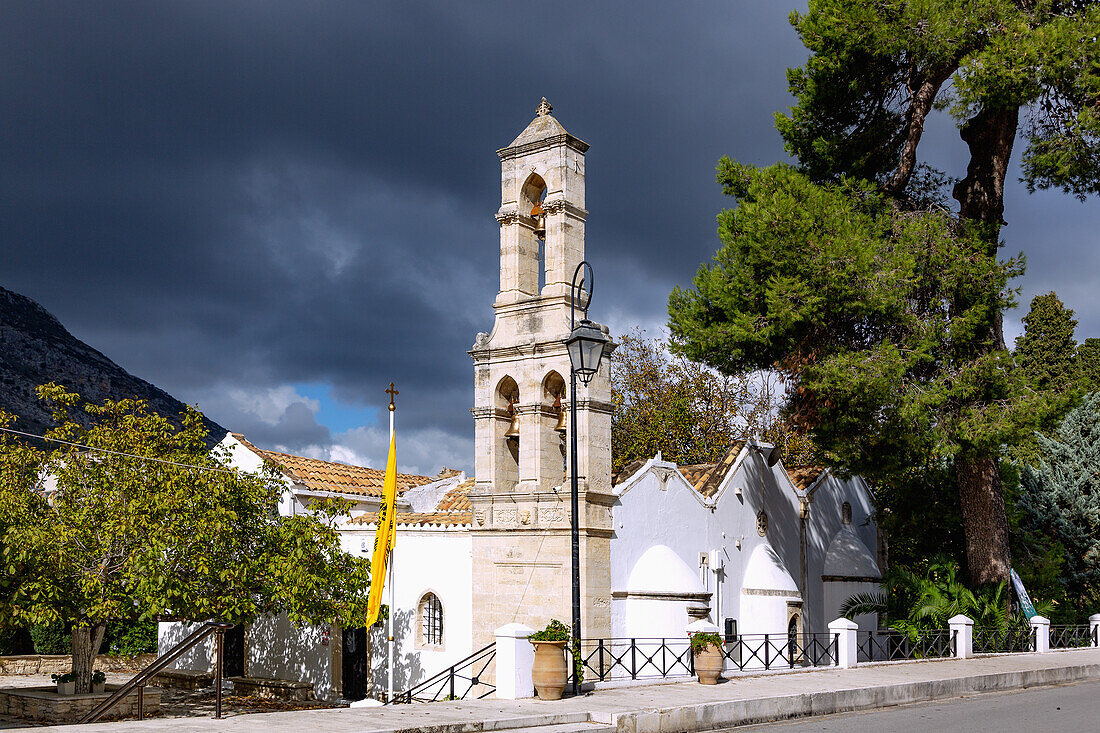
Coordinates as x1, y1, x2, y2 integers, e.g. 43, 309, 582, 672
733, 680, 1100, 732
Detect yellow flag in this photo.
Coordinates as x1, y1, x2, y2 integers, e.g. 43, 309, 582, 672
365, 429, 398, 626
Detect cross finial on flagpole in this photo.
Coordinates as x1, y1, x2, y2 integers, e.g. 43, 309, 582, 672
386, 382, 398, 412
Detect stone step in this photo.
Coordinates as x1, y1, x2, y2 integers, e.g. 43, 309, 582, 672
494, 724, 616, 733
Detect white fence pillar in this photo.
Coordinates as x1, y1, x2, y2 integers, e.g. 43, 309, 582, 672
1091, 614, 1100, 647
1030, 615, 1050, 653
949, 614, 974, 659
828, 618, 858, 669
494, 623, 535, 700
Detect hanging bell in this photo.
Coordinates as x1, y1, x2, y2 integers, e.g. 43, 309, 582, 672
504, 400, 521, 440
553, 396, 567, 434
531, 201, 546, 239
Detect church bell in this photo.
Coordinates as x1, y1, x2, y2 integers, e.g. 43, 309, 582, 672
504, 400, 521, 440
553, 396, 567, 434
531, 201, 546, 240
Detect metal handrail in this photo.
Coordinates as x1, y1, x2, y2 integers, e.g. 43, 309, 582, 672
386, 642, 496, 704
77, 620, 234, 724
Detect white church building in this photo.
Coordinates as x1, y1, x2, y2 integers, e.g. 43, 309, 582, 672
160, 100, 880, 700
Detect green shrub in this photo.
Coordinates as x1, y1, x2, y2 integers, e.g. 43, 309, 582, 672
0, 627, 35, 655
30, 623, 71, 654
528, 619, 570, 642
106, 619, 159, 656
689, 632, 722, 654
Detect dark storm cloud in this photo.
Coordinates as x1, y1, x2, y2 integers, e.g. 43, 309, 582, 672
2, 2, 1094, 470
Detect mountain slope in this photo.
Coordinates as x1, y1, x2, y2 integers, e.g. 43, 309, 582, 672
0, 285, 225, 443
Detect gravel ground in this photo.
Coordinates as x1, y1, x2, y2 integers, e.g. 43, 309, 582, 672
0, 674, 346, 729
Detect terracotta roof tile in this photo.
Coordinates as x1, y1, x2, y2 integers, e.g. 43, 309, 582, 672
679, 442, 745, 498
348, 476, 474, 528
612, 458, 646, 487
787, 465, 827, 492
232, 432, 436, 497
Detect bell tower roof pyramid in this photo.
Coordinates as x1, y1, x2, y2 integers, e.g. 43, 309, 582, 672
500, 98, 589, 158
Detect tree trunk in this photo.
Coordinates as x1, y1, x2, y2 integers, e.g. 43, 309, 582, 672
956, 452, 1012, 585
949, 104, 1021, 586
71, 622, 107, 694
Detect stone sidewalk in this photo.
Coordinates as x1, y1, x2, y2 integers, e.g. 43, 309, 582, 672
34, 647, 1100, 733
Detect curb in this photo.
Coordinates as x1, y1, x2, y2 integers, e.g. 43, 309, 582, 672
600, 662, 1100, 732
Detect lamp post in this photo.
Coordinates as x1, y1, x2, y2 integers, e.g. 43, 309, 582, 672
564, 260, 609, 695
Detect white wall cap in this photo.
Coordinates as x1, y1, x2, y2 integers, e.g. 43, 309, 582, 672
685, 620, 720, 635
827, 618, 858, 631
743, 543, 800, 593
1091, 613, 1100, 623
948, 614, 974, 626
1029, 615, 1050, 625
823, 526, 881, 579
496, 623, 537, 638
626, 544, 705, 594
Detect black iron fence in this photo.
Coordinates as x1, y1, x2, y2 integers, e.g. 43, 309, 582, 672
1049, 624, 1094, 649
856, 629, 956, 662
570, 634, 838, 683
388, 643, 496, 704
974, 625, 1035, 654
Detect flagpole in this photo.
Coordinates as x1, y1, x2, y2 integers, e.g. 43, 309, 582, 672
387, 388, 396, 703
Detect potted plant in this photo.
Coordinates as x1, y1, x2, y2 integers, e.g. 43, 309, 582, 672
528, 620, 570, 700
690, 631, 723, 685
91, 670, 107, 694
51, 672, 76, 696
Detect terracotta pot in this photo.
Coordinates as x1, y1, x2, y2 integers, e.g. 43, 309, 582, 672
531, 640, 568, 700
694, 645, 723, 685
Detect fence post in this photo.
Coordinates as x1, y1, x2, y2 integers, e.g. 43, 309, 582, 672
494, 623, 535, 700
1030, 616, 1050, 653
828, 618, 858, 669
949, 615, 974, 659
1090, 614, 1100, 647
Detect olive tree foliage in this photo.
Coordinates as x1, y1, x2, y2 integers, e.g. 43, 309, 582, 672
610, 329, 811, 474
0, 385, 372, 693
671, 0, 1100, 586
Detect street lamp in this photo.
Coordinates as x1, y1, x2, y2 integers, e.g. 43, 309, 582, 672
564, 260, 609, 695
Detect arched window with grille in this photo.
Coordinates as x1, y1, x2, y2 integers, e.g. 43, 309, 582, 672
419, 592, 444, 648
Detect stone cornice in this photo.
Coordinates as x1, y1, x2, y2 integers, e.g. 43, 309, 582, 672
497, 132, 589, 160
611, 591, 713, 602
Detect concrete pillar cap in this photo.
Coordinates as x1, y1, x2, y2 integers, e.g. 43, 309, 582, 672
948, 614, 974, 626
1090, 613, 1100, 623
1029, 615, 1050, 625
685, 620, 720, 635
828, 617, 858, 631
495, 623, 537, 638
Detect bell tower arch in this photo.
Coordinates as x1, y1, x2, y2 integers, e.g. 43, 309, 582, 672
469, 99, 614, 648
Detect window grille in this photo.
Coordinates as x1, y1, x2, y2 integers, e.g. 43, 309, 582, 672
420, 593, 443, 646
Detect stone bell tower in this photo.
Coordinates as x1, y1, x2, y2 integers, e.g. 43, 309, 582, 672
469, 99, 614, 647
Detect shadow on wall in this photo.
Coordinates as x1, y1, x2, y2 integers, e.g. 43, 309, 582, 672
158, 621, 213, 672
369, 608, 425, 696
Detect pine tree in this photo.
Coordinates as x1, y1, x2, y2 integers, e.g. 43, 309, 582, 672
672, 0, 1100, 585
1015, 293, 1078, 391
1019, 394, 1100, 609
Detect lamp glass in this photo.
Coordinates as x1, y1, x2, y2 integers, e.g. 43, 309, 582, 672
566, 320, 608, 384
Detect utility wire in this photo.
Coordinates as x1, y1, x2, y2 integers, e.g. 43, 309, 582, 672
0, 425, 438, 496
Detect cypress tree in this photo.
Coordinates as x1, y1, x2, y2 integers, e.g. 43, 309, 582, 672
1015, 292, 1078, 391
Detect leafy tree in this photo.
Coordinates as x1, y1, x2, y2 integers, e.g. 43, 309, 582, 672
0, 385, 373, 693
1078, 338, 1100, 391
610, 329, 796, 473
673, 0, 1100, 585
1017, 393, 1100, 612
1015, 292, 1079, 392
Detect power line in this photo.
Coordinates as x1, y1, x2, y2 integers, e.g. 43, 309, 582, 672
0, 425, 434, 496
